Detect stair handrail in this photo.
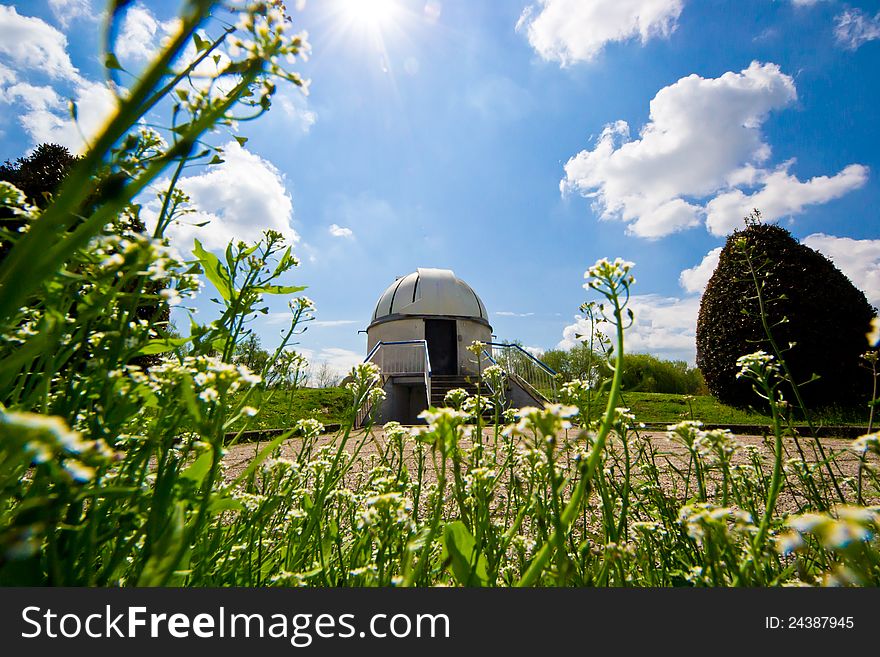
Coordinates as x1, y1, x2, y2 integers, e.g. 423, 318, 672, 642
356, 340, 432, 426
483, 342, 558, 403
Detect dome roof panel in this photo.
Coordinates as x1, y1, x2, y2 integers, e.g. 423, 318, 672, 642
370, 268, 489, 324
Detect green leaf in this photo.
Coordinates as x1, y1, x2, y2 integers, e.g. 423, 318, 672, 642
234, 136, 248, 147
180, 451, 213, 486
105, 52, 124, 71
442, 521, 488, 586
208, 497, 245, 514
179, 375, 201, 424
135, 336, 190, 356
253, 284, 307, 295
230, 430, 293, 488
193, 32, 210, 52
193, 239, 234, 301
137, 502, 186, 586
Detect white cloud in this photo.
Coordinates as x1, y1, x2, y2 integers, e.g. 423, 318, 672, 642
311, 319, 359, 328
2, 79, 117, 152
115, 3, 180, 62
278, 88, 317, 133
161, 141, 299, 252
802, 233, 880, 307
705, 162, 868, 236
517, 0, 684, 65
495, 311, 535, 317
679, 247, 722, 294
562, 62, 867, 239
0, 62, 14, 85
0, 7, 117, 152
0, 5, 80, 81
834, 8, 880, 50
48, 0, 94, 28
328, 224, 353, 238
560, 294, 701, 362
298, 347, 363, 379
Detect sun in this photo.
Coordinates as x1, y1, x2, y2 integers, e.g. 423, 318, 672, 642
336, 0, 402, 35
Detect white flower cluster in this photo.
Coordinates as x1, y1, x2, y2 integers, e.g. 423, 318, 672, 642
357, 492, 413, 531
502, 404, 579, 440
851, 432, 880, 456
778, 506, 880, 554
1, 410, 115, 483
584, 257, 635, 292
735, 350, 779, 379
0, 181, 37, 218
138, 356, 261, 405
295, 418, 324, 439
678, 503, 755, 543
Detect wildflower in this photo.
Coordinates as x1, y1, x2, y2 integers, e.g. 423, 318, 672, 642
693, 428, 740, 462
735, 350, 779, 378
101, 253, 125, 269
584, 257, 635, 292
242, 406, 258, 417
3, 411, 90, 453
851, 432, 880, 456
779, 506, 880, 553
465, 340, 486, 356
666, 420, 703, 448
418, 407, 470, 426
367, 386, 386, 406
502, 403, 578, 440
443, 388, 470, 409
0, 181, 37, 217
159, 288, 182, 306
560, 378, 591, 406
63, 461, 96, 482
199, 387, 219, 403
295, 418, 324, 439
290, 296, 315, 313
482, 364, 507, 392
678, 503, 755, 543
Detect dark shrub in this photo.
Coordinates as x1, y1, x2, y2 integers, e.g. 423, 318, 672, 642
696, 222, 875, 409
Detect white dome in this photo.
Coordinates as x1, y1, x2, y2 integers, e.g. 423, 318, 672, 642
370, 268, 489, 324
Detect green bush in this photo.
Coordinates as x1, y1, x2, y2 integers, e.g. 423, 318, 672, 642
618, 353, 707, 394
696, 222, 876, 408
541, 344, 705, 394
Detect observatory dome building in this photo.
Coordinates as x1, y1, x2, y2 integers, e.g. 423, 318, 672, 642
367, 268, 492, 377
358, 268, 557, 425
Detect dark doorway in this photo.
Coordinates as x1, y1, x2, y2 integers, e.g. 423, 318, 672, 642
425, 319, 457, 375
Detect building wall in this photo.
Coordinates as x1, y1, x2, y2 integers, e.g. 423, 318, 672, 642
374, 378, 428, 425
456, 319, 492, 375
367, 315, 492, 376
366, 318, 425, 353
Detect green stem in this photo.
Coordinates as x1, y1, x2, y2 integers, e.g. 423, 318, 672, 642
516, 290, 626, 587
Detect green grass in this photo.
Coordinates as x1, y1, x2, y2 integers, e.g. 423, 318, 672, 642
229, 387, 351, 431
229, 388, 871, 432
615, 392, 772, 425
589, 391, 871, 426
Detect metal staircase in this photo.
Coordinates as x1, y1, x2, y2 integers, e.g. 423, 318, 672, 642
354, 339, 558, 426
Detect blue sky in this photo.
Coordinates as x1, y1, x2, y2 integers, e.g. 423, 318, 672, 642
1, 0, 879, 375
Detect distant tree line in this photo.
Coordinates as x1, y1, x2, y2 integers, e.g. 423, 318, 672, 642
539, 342, 707, 395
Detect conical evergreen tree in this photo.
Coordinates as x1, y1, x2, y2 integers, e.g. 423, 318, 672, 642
696, 219, 876, 409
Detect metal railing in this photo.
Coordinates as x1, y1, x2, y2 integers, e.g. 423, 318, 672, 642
356, 340, 432, 427
483, 342, 558, 403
